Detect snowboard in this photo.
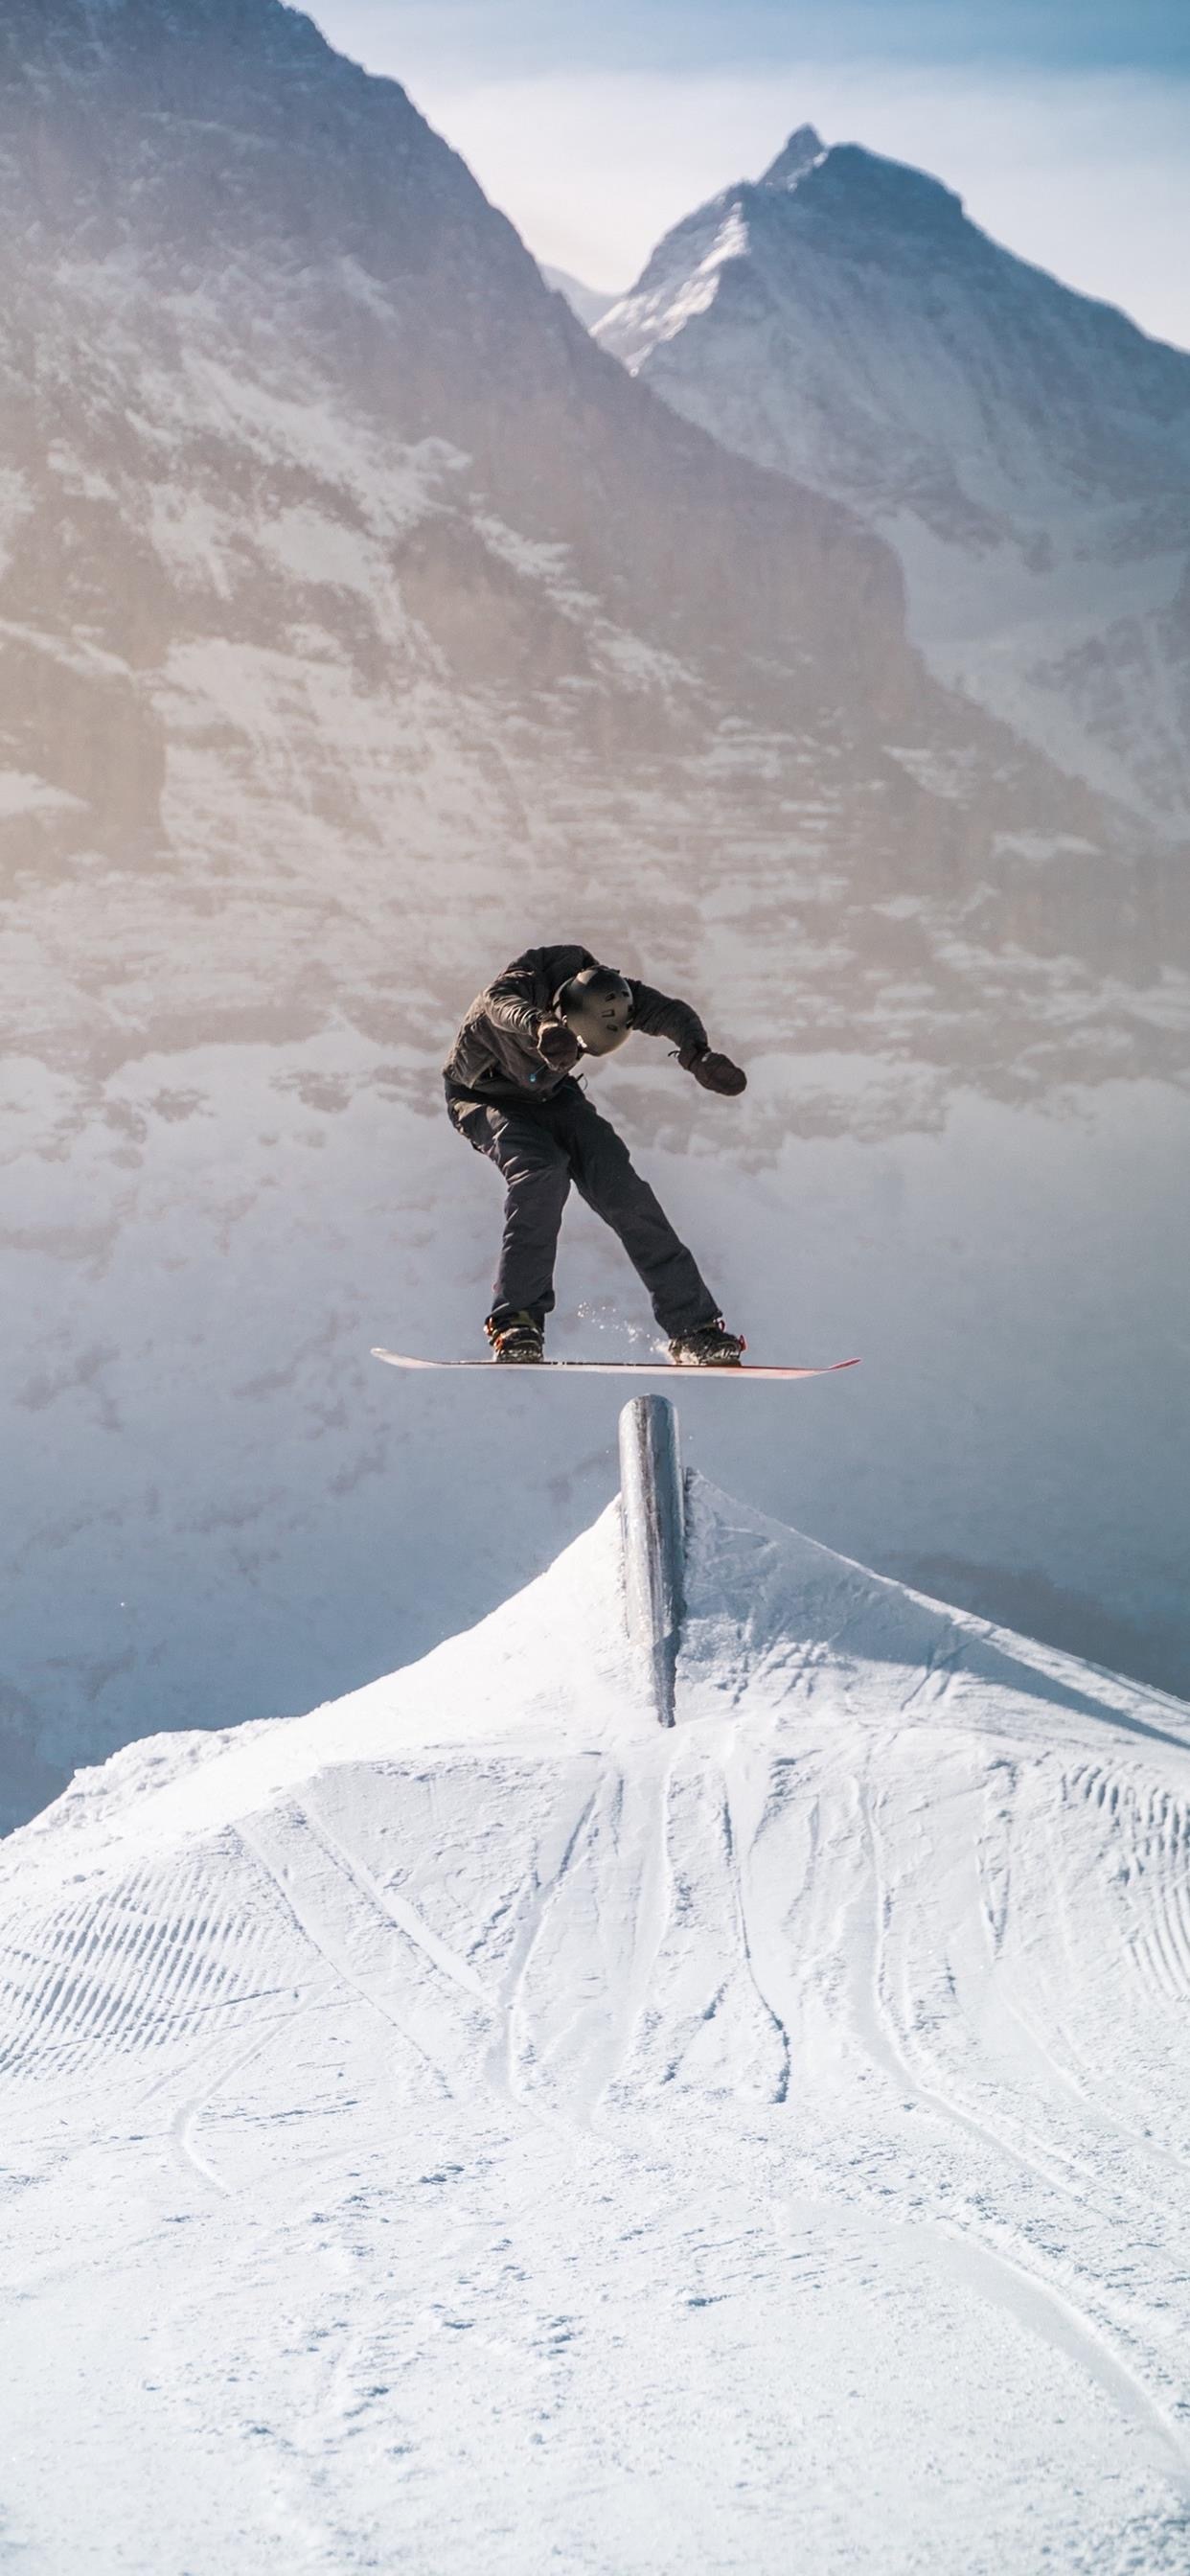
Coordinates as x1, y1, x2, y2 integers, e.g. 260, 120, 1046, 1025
372, 1348, 859, 1382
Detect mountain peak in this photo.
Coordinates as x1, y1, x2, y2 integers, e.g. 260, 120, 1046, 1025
761, 125, 825, 190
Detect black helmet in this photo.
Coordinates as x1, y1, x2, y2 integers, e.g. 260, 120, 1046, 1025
557, 966, 634, 1055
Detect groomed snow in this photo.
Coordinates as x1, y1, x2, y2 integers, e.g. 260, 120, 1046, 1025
4, 1476, 1190, 2571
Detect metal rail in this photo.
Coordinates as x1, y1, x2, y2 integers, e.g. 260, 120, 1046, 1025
619, 1395, 685, 1728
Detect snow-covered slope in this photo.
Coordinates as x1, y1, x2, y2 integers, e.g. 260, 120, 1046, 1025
597, 127, 1190, 834
5, 1478, 1190, 2571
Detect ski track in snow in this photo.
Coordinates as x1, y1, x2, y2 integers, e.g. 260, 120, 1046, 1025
3, 1486, 1190, 2570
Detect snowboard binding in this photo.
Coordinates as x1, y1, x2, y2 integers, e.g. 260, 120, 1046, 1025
667, 1320, 746, 1368
485, 1311, 545, 1364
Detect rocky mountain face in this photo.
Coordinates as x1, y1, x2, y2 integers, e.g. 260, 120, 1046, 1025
0, 1, 1180, 1105
597, 127, 1190, 841
2, 2, 1189, 1820
542, 265, 619, 328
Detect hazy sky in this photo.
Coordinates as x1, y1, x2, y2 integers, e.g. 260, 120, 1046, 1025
307, 1, 1190, 348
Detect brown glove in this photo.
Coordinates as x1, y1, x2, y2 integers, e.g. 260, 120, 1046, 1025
679, 1042, 747, 1096
537, 1017, 583, 1073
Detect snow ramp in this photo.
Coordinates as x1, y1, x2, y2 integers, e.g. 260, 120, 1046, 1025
3, 1476, 1190, 2574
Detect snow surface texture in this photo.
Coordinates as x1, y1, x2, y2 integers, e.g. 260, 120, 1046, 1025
4, 1475, 1190, 2572
596, 130, 1190, 835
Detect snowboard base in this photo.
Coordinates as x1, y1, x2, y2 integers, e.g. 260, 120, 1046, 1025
373, 1349, 859, 1382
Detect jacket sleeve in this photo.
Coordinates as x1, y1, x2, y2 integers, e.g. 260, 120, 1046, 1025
485, 945, 598, 1040
627, 978, 708, 1055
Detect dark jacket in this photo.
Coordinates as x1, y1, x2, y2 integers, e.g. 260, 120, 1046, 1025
443, 944, 708, 1106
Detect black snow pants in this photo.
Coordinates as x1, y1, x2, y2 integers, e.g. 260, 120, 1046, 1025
448, 1081, 719, 1336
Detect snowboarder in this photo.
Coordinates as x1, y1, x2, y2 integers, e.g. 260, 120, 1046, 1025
444, 943, 748, 1363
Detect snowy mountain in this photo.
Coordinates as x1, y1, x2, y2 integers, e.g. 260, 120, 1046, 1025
596, 126, 1190, 835
0, 3, 1175, 1089
542, 263, 620, 327
2, 0, 1189, 1827
5, 1470, 1190, 2570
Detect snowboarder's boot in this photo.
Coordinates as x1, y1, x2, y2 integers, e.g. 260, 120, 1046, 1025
667, 1319, 746, 1368
485, 1310, 545, 1365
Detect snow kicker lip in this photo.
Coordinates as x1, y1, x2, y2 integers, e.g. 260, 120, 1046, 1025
372, 1350, 861, 1379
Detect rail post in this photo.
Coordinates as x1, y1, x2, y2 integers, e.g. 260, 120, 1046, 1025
619, 1394, 685, 1728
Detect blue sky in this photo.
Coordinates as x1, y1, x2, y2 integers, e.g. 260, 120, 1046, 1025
308, 1, 1190, 345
